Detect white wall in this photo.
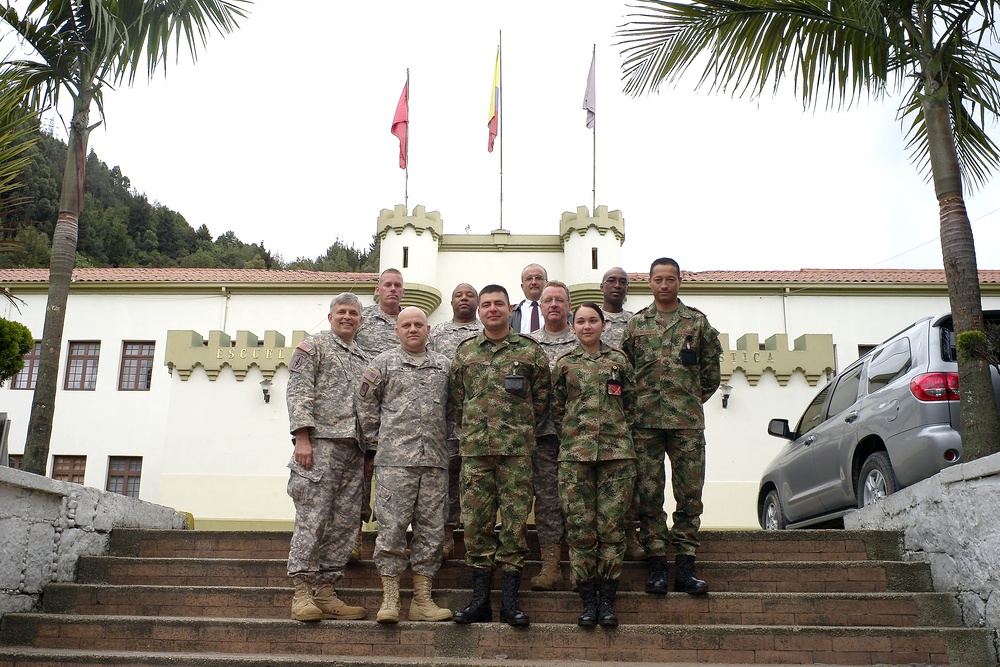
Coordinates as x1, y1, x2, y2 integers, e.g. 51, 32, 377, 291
4, 279, 996, 529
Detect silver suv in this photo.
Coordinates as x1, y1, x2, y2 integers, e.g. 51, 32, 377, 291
759, 311, 1000, 530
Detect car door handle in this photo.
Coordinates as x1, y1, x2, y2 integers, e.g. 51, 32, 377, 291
844, 411, 859, 424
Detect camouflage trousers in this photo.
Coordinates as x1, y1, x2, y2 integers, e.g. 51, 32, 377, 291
444, 438, 461, 528
373, 465, 447, 577
532, 435, 566, 545
631, 428, 706, 558
286, 438, 363, 585
558, 458, 636, 582
460, 455, 533, 572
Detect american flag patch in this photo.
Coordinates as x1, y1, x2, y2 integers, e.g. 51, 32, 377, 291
296, 341, 314, 353
363, 368, 380, 383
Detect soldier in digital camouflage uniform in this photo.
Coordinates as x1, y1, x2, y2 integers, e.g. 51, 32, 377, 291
622, 257, 722, 596
353, 268, 405, 557
600, 267, 634, 349
526, 281, 577, 592
356, 307, 453, 624
448, 284, 550, 627
598, 266, 643, 561
553, 302, 636, 627
285, 292, 369, 622
426, 283, 482, 558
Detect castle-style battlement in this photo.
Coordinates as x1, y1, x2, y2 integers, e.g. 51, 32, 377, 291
164, 330, 307, 381
719, 333, 835, 386
376, 204, 444, 242
559, 205, 625, 245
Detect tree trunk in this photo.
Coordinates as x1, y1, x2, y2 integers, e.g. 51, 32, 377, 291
923, 95, 1000, 461
21, 94, 91, 475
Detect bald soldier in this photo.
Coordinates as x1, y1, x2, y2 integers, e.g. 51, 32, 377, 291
598, 267, 643, 560
356, 307, 453, 623
600, 267, 634, 349
426, 283, 483, 557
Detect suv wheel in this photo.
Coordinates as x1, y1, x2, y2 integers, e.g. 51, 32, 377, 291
761, 489, 786, 530
858, 452, 900, 508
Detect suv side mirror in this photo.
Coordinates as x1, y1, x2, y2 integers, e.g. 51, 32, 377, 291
767, 418, 792, 440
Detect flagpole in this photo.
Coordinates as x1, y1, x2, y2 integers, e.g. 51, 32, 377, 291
499, 32, 504, 230
405, 68, 410, 212
591, 44, 596, 213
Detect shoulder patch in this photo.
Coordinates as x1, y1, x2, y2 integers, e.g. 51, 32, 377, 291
363, 367, 380, 384
296, 340, 315, 354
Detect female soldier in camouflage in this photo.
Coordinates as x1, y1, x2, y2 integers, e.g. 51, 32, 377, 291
551, 302, 637, 627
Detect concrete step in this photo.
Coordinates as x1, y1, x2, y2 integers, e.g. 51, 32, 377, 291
1, 615, 993, 666
108, 529, 903, 563
41, 583, 964, 627
75, 556, 935, 594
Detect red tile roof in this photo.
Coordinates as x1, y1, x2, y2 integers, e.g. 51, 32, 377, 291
0, 267, 998, 284
0, 268, 376, 283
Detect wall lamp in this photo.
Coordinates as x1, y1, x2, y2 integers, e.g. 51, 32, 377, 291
721, 383, 732, 409
260, 378, 272, 404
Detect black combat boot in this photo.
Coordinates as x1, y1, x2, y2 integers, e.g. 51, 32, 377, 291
499, 569, 530, 626
597, 578, 619, 627
452, 567, 493, 623
645, 556, 669, 594
674, 554, 709, 594
576, 578, 598, 627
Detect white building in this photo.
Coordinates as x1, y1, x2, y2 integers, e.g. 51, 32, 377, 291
2, 204, 998, 529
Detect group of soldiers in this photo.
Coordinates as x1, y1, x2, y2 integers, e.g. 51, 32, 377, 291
284, 258, 723, 628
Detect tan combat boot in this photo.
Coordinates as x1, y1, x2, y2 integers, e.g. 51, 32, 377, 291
348, 525, 364, 564
312, 583, 366, 620
625, 529, 647, 560
409, 573, 452, 622
376, 575, 401, 623
530, 543, 565, 591
290, 583, 324, 622
441, 528, 455, 560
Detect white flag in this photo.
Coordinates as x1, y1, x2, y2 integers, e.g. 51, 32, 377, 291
583, 52, 596, 129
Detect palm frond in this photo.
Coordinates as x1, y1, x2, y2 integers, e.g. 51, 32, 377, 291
618, 0, 899, 110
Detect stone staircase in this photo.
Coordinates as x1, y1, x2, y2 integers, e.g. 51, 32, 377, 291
0, 528, 996, 666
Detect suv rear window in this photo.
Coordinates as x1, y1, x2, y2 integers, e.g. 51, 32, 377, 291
868, 337, 912, 393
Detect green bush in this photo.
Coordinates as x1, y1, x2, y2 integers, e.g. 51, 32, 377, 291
0, 318, 33, 386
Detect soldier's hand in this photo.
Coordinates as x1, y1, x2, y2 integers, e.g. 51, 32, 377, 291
293, 436, 313, 469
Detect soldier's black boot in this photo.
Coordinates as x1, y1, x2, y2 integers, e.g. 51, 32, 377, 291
597, 578, 619, 627
645, 556, 669, 595
499, 569, 530, 626
452, 568, 492, 623
674, 554, 709, 595
576, 578, 598, 627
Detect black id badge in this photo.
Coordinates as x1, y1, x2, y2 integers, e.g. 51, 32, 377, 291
680, 335, 698, 366
505, 361, 526, 395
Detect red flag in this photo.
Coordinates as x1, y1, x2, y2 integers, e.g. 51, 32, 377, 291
487, 50, 500, 152
391, 81, 408, 169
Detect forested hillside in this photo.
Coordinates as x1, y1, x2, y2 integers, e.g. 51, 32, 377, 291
0, 129, 377, 272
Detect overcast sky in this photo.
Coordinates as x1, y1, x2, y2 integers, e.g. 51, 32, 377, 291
31, 1, 1000, 272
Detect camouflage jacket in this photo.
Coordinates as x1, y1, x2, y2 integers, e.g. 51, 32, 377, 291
552, 343, 636, 462
355, 304, 399, 358
622, 301, 722, 430
448, 330, 551, 457
427, 319, 484, 360
528, 326, 579, 438
286, 329, 369, 443
355, 346, 451, 469
600, 309, 633, 349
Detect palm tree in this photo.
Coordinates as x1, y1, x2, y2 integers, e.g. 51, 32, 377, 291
1, 0, 249, 475
0, 61, 43, 255
618, 0, 1000, 459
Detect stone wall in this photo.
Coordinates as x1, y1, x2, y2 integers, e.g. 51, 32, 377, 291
0, 466, 189, 618
845, 450, 1000, 653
